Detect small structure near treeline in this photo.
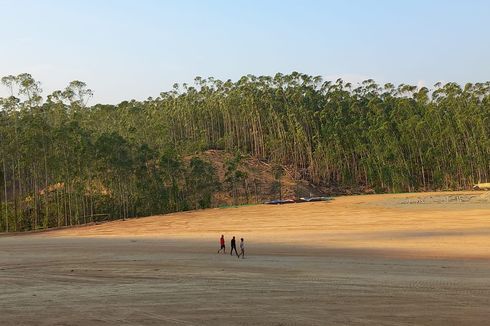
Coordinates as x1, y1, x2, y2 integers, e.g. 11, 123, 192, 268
473, 183, 490, 190
265, 196, 332, 205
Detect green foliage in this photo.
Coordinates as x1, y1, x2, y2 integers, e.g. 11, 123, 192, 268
0, 72, 489, 232
187, 157, 220, 209
224, 153, 248, 205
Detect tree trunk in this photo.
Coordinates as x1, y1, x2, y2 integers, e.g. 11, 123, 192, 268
2, 160, 8, 232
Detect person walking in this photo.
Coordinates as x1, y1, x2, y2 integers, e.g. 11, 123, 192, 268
237, 238, 245, 259
230, 236, 238, 256
217, 234, 226, 254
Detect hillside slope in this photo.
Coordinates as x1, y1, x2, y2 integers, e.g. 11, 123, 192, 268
189, 150, 374, 206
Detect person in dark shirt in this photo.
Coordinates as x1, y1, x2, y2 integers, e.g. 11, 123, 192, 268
217, 234, 226, 254
230, 236, 238, 256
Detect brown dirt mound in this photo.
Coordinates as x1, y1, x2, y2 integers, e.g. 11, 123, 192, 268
188, 150, 376, 206
189, 150, 327, 205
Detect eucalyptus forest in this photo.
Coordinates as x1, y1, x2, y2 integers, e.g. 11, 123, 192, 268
1, 72, 489, 232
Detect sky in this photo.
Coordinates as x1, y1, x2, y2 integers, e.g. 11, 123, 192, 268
0, 0, 489, 104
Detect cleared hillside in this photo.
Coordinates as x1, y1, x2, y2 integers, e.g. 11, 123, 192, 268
47, 191, 490, 259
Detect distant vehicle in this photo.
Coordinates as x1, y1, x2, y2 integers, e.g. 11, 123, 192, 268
265, 199, 295, 205
473, 183, 490, 190
265, 197, 332, 205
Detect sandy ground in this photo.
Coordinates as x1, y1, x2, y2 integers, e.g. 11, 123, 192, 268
1, 191, 490, 325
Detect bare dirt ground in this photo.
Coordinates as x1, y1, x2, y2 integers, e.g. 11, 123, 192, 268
1, 191, 490, 325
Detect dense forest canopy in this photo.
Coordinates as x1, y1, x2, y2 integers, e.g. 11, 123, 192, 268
1, 72, 489, 232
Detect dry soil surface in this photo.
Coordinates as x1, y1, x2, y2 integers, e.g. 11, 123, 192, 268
1, 192, 490, 325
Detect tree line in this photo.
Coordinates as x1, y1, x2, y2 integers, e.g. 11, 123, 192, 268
1, 72, 489, 232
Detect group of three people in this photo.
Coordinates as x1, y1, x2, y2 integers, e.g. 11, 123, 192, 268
218, 235, 245, 258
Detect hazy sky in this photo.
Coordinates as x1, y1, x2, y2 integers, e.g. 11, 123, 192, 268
1, 0, 489, 104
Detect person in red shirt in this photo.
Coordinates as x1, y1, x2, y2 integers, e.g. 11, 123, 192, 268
217, 235, 226, 254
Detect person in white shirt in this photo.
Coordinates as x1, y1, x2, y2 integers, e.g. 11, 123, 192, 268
237, 238, 245, 259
